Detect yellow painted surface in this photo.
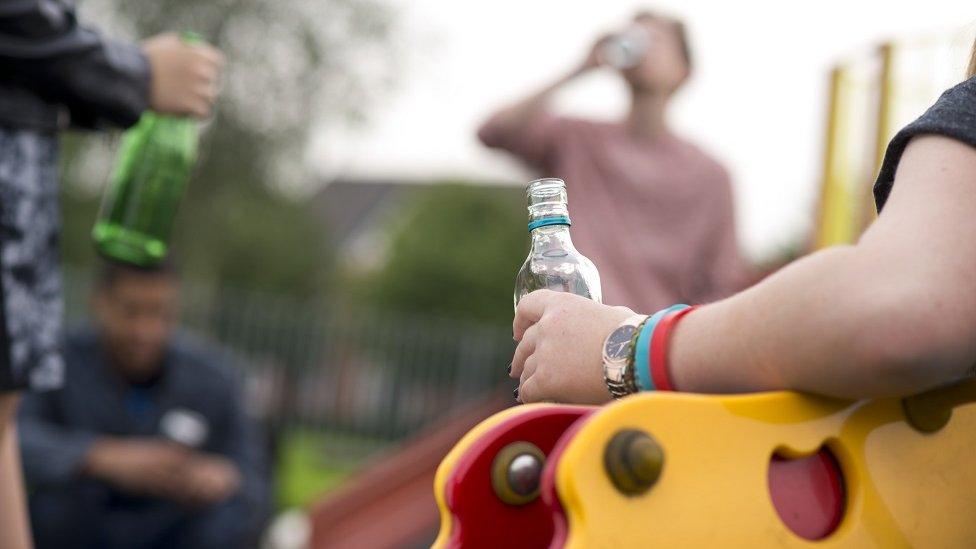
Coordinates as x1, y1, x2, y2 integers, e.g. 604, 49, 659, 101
554, 380, 976, 547
816, 66, 860, 250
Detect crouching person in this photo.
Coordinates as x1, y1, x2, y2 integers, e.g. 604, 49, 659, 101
18, 260, 269, 549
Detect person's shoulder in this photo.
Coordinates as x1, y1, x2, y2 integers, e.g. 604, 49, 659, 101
909, 76, 976, 127
549, 114, 610, 135
62, 325, 101, 374
669, 134, 732, 184
169, 331, 242, 385
874, 76, 976, 211
537, 117, 621, 148
940, 75, 976, 101
64, 325, 97, 352
912, 76, 976, 125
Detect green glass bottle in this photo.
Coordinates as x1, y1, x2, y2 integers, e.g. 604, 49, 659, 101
92, 33, 202, 267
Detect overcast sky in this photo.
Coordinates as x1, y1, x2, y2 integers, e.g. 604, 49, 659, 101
309, 1, 975, 259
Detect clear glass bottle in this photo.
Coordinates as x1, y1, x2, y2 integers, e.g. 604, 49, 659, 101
514, 178, 602, 307
600, 24, 651, 70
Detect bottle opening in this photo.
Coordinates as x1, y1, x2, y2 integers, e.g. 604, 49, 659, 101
526, 178, 568, 205
526, 178, 570, 230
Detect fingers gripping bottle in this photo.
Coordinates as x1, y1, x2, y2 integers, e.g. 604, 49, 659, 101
92, 32, 203, 267
514, 178, 602, 306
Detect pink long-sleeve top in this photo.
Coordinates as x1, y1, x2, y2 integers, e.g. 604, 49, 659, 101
480, 112, 748, 312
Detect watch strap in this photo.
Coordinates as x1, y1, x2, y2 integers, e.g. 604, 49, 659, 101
603, 314, 647, 399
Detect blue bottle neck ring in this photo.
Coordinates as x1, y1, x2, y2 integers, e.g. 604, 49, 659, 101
528, 216, 572, 232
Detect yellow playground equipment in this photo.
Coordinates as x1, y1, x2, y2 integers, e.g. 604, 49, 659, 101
435, 381, 976, 547
816, 29, 973, 248
434, 31, 976, 548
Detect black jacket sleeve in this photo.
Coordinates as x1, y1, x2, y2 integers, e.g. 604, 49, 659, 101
17, 389, 99, 487
0, 0, 150, 129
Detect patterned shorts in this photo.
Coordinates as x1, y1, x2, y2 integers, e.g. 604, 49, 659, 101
0, 128, 64, 392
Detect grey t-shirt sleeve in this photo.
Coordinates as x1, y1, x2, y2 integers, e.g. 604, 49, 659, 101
874, 76, 976, 212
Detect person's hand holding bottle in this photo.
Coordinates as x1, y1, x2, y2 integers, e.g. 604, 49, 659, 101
141, 33, 224, 119
577, 34, 612, 74
512, 290, 635, 404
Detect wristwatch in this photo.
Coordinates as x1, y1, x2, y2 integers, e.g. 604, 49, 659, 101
603, 314, 647, 399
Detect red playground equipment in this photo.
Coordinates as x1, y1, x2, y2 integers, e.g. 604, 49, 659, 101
434, 380, 976, 547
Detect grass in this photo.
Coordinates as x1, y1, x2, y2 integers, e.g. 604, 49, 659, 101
274, 429, 388, 509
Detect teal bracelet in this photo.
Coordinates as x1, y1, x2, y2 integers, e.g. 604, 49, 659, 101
634, 305, 688, 391
634, 309, 667, 391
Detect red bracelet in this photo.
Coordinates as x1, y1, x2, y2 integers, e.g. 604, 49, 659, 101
650, 305, 699, 391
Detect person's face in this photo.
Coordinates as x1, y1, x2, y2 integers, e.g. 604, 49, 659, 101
93, 275, 179, 379
621, 18, 689, 95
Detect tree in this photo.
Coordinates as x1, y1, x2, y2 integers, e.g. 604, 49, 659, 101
353, 183, 528, 327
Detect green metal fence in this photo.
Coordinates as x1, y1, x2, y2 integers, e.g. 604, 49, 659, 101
63, 268, 513, 459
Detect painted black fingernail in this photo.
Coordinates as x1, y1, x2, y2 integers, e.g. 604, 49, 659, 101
507, 364, 512, 374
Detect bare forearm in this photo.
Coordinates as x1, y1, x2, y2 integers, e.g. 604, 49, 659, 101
671, 246, 962, 399
672, 137, 976, 399
0, 395, 33, 549
479, 66, 585, 139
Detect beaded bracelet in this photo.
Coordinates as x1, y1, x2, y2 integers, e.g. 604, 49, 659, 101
624, 315, 651, 392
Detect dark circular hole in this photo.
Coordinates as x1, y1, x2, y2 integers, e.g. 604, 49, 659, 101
768, 447, 845, 540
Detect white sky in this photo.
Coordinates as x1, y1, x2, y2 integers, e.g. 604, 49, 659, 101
309, 0, 975, 259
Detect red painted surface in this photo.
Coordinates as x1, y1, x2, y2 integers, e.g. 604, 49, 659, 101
442, 406, 593, 549
308, 389, 512, 549
768, 448, 845, 540
539, 413, 594, 549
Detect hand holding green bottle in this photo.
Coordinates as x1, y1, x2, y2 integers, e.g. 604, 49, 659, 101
93, 32, 223, 267
142, 31, 224, 119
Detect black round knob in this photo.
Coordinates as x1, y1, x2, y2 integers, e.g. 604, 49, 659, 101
604, 429, 664, 496
902, 394, 952, 433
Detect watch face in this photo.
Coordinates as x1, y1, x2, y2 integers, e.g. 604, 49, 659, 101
605, 325, 637, 361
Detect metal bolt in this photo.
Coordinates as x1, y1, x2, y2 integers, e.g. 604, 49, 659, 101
903, 394, 952, 433
491, 441, 545, 506
604, 429, 664, 496
507, 453, 543, 496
